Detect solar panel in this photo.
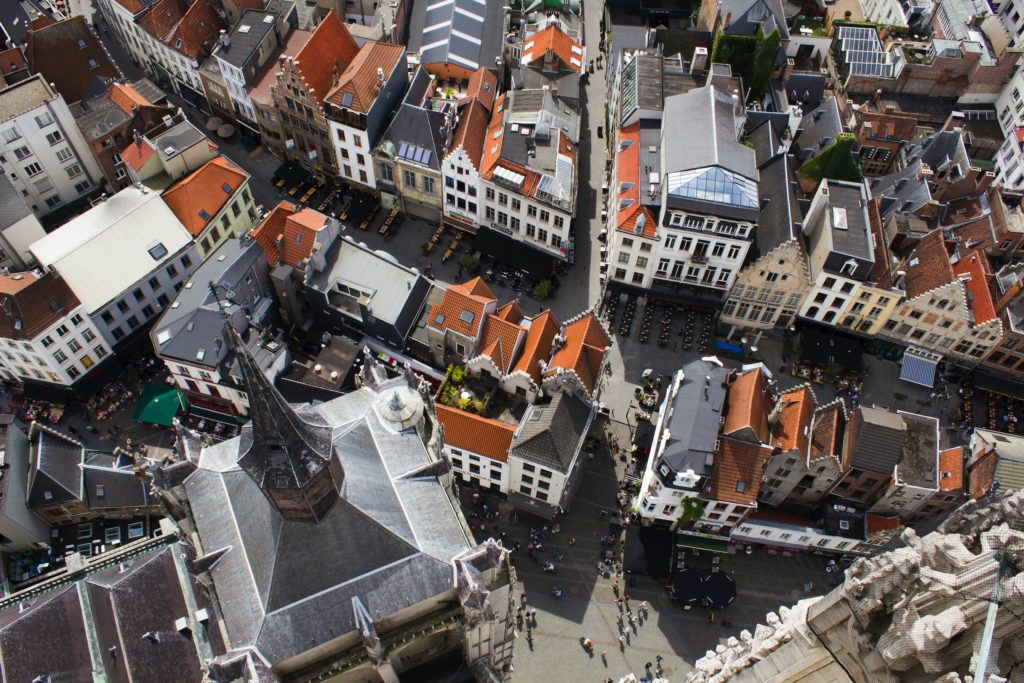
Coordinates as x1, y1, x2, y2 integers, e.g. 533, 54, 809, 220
341, 92, 353, 108
414, 147, 425, 164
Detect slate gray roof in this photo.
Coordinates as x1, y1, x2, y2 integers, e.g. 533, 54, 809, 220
659, 359, 730, 476
847, 406, 906, 475
0, 586, 94, 682
719, 0, 790, 40
182, 376, 472, 665
407, 0, 504, 73
510, 392, 592, 473
27, 427, 83, 508
153, 239, 271, 368
753, 122, 803, 256
869, 161, 932, 219
216, 9, 279, 70
825, 180, 872, 262
82, 452, 151, 510
783, 72, 826, 109
663, 86, 756, 180
0, 172, 32, 232
793, 97, 842, 163
85, 546, 205, 683
379, 100, 448, 172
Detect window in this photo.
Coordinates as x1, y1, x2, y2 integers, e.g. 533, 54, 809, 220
1, 127, 19, 143
511, 198, 521, 211
74, 180, 90, 194
68, 366, 80, 379
403, 170, 416, 189
126, 316, 139, 330
13, 146, 30, 160
181, 254, 192, 269
148, 243, 167, 260
34, 112, 53, 128
82, 329, 95, 343
53, 350, 67, 363
141, 304, 154, 318
40, 335, 54, 348
55, 324, 69, 336
23, 162, 42, 176
539, 209, 550, 222
45, 131, 63, 146
67, 339, 81, 353
538, 228, 547, 242
422, 176, 434, 194
527, 204, 536, 218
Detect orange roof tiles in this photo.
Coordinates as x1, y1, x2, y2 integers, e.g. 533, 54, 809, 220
137, 0, 185, 40
109, 83, 151, 113
522, 25, 583, 73
428, 277, 496, 338
0, 47, 26, 77
293, 11, 359, 104
463, 68, 497, 113
479, 95, 506, 176
705, 438, 773, 506
859, 110, 917, 143
939, 446, 964, 492
161, 157, 248, 237
251, 201, 298, 265
613, 124, 657, 238
325, 41, 405, 113
866, 513, 902, 534
546, 313, 610, 395
903, 229, 954, 299
809, 401, 843, 462
476, 315, 525, 374
511, 310, 559, 385
436, 404, 515, 462
723, 369, 771, 444
168, 0, 222, 59
281, 208, 329, 268
969, 448, 997, 499
866, 199, 894, 290
112, 0, 148, 13
495, 301, 524, 323
450, 98, 491, 171
953, 253, 997, 324
772, 385, 815, 458
121, 137, 156, 170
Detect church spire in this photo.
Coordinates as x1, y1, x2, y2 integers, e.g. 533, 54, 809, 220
222, 317, 341, 523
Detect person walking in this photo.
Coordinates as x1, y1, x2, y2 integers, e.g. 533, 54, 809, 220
601, 650, 608, 664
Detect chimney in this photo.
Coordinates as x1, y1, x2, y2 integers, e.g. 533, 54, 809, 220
690, 46, 708, 75
377, 66, 385, 89
219, 29, 229, 48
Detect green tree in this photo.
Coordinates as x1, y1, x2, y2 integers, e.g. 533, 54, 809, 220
749, 29, 781, 101
458, 254, 480, 273
532, 279, 553, 300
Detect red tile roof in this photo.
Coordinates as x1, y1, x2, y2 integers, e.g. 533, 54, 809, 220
953, 253, 997, 324
325, 41, 405, 113
495, 301, 524, 323
111, 0, 148, 13
251, 201, 298, 265
293, 11, 359, 104
428, 277, 496, 338
137, 0, 185, 40
705, 438, 773, 506
120, 137, 156, 170
281, 208, 329, 268
463, 68, 497, 112
521, 25, 583, 73
109, 83, 151, 113
938, 446, 964, 492
859, 110, 917, 142
866, 513, 902, 534
903, 229, 954, 299
450, 98, 491, 171
614, 124, 657, 238
475, 315, 525, 374
546, 313, 610, 395
161, 156, 248, 237
168, 0, 222, 59
248, 30, 311, 105
511, 310, 559, 385
809, 401, 843, 462
969, 448, 997, 499
0, 47, 26, 77
772, 385, 815, 457
480, 95, 506, 176
436, 404, 515, 462
723, 369, 771, 444
866, 199, 893, 290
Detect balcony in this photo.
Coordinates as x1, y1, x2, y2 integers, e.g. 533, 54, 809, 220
691, 252, 709, 264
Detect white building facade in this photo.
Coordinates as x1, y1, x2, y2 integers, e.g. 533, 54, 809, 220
0, 76, 103, 216
29, 186, 200, 351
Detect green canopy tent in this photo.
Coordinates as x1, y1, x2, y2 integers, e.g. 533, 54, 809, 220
133, 384, 188, 427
